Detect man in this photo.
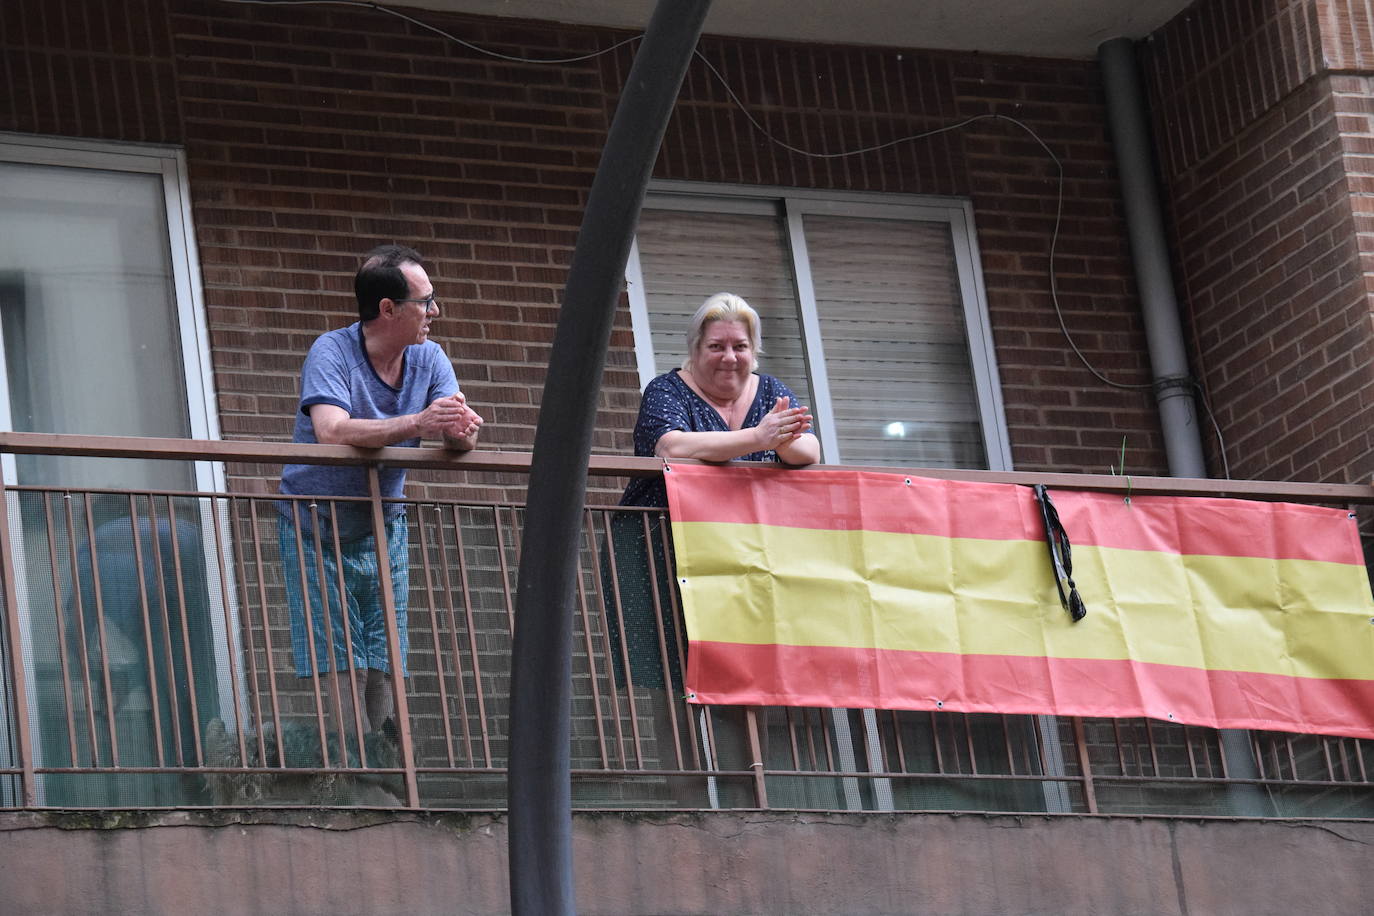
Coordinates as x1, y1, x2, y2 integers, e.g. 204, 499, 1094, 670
278, 244, 482, 741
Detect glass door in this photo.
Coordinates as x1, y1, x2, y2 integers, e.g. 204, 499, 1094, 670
0, 135, 228, 805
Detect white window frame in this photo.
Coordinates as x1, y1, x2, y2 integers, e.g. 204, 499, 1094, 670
0, 132, 223, 478
0, 133, 234, 800
627, 180, 1014, 472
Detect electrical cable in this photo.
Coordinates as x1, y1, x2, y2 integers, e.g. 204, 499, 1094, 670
216, 0, 642, 63
1191, 381, 1232, 480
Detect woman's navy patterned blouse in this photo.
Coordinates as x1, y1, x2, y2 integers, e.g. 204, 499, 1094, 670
619, 369, 800, 508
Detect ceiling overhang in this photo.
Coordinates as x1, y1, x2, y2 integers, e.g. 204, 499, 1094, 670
402, 0, 1195, 59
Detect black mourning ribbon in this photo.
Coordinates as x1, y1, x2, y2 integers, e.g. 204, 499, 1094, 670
1032, 484, 1087, 622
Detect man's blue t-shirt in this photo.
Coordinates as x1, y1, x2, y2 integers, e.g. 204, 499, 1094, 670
279, 322, 459, 540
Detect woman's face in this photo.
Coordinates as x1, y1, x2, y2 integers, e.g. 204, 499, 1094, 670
690, 319, 754, 398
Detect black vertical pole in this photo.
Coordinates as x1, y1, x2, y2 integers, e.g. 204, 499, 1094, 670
507, 3, 712, 914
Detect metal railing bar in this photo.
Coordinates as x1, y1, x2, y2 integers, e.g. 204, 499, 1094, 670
80, 494, 121, 768
449, 504, 492, 768
1071, 716, 1098, 814
658, 514, 700, 768
818, 709, 836, 773
428, 504, 470, 768
145, 496, 189, 767
1000, 714, 1018, 774
1295, 735, 1313, 782
129, 497, 169, 769
215, 496, 251, 770
1144, 718, 1161, 776
492, 505, 517, 635
640, 512, 682, 769
40, 493, 81, 767
745, 707, 768, 808
745, 767, 1087, 784
1182, 724, 1200, 777
330, 496, 370, 767
583, 510, 627, 770
164, 496, 206, 767
245, 499, 285, 769
31, 764, 407, 776
2, 431, 1372, 501
60, 492, 103, 767
367, 466, 419, 808
415, 505, 457, 769
597, 509, 644, 768
571, 517, 610, 770
1031, 715, 1052, 778
291, 502, 332, 769
962, 714, 979, 776
0, 487, 38, 805
308, 503, 344, 765
1198, 726, 1218, 778
928, 714, 950, 769
1111, 719, 1129, 775
1085, 773, 1374, 788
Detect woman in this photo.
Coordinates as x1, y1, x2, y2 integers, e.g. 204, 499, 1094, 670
621, 291, 819, 507
606, 292, 818, 804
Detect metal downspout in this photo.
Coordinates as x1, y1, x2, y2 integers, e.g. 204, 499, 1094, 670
506, 2, 711, 913
1098, 37, 1206, 478
1097, 37, 1268, 816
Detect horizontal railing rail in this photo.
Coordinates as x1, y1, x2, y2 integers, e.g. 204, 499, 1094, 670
0, 431, 1369, 817
3, 430, 1374, 500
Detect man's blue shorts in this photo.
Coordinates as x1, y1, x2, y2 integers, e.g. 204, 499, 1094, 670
278, 513, 409, 677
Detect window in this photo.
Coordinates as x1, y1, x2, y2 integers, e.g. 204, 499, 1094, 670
0, 133, 220, 487
624, 184, 1069, 813
0, 133, 226, 805
627, 182, 1012, 471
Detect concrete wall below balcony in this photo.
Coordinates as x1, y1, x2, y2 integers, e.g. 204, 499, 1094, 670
2, 808, 1372, 915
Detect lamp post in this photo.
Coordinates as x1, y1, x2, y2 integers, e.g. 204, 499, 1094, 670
506, 2, 713, 913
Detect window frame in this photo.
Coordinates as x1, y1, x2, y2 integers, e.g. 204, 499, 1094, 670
626, 184, 1070, 814
626, 180, 1014, 471
0, 133, 232, 803
0, 131, 222, 486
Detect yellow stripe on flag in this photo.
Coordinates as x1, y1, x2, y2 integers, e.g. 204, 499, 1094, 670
671, 519, 1374, 681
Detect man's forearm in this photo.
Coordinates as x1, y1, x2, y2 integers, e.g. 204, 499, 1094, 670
317, 414, 422, 449
313, 396, 481, 449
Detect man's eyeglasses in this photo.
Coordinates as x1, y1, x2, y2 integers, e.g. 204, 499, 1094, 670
393, 295, 438, 310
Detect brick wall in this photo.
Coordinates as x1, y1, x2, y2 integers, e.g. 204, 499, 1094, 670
165, 1, 614, 503
8, 3, 1374, 486
1320, 0, 1374, 69
614, 34, 1167, 473
1144, 0, 1374, 483
950, 57, 1161, 471
0, 0, 182, 144
2, 0, 1172, 485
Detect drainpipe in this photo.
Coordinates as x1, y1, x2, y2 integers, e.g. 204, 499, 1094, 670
1097, 37, 1206, 479
1097, 37, 1268, 816
506, 2, 711, 913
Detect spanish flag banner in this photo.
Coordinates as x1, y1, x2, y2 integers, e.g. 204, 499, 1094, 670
664, 463, 1374, 739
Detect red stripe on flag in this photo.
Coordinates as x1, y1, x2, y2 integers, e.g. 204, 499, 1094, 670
666, 464, 1040, 541
664, 464, 1363, 564
685, 640, 1374, 740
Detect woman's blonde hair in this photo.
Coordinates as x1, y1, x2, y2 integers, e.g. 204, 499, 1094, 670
681, 292, 763, 371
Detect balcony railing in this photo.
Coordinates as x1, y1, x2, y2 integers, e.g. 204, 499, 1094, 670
0, 431, 1372, 817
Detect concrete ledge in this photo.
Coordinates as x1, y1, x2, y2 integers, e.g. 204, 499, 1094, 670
2, 809, 1372, 914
